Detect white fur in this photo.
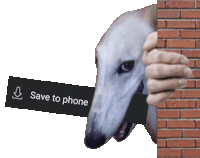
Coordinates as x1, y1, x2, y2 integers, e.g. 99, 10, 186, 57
86, 4, 157, 147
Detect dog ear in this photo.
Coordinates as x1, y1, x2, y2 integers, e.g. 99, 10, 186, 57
144, 105, 157, 144
139, 4, 157, 31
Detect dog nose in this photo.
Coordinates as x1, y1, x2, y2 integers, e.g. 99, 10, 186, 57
85, 135, 106, 149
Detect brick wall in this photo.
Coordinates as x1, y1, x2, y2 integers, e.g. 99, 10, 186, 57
157, 0, 200, 157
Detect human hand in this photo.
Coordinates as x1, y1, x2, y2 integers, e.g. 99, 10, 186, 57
142, 32, 192, 106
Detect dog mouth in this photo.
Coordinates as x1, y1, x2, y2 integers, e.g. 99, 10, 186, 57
85, 81, 144, 148
113, 81, 144, 141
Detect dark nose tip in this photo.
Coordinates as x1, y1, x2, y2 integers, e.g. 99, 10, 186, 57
85, 135, 106, 149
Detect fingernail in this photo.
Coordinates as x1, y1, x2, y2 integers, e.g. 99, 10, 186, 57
183, 67, 192, 76
178, 79, 187, 85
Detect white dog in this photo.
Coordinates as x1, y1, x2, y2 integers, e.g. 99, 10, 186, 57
85, 4, 157, 148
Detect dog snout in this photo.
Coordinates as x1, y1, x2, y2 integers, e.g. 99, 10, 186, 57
85, 113, 106, 148
85, 133, 106, 149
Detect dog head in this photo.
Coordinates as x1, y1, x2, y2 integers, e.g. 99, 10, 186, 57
85, 5, 156, 149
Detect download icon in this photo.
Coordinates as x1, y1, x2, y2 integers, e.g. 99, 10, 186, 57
12, 86, 23, 100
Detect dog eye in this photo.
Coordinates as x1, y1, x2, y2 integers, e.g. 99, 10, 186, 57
118, 61, 134, 73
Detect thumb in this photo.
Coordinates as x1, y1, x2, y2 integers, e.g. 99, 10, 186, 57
143, 31, 158, 52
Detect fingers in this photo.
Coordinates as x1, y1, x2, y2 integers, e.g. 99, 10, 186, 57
143, 32, 192, 107
147, 78, 187, 94
142, 49, 189, 66
145, 64, 192, 79
146, 90, 175, 106
143, 32, 157, 51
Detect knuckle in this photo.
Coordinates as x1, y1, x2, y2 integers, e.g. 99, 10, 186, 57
167, 79, 178, 90
154, 65, 162, 77
171, 65, 183, 76
181, 65, 188, 73
175, 79, 181, 88
155, 52, 163, 63
176, 54, 189, 65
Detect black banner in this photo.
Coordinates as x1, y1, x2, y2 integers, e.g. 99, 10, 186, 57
5, 76, 148, 124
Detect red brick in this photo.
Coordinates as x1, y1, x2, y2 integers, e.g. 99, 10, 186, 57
183, 130, 200, 137
167, 139, 195, 147
183, 149, 200, 157
168, 120, 196, 128
158, 130, 182, 138
197, 120, 200, 128
158, 29, 180, 38
198, 100, 200, 108
196, 39, 200, 48
196, 21, 200, 28
167, 20, 195, 29
158, 10, 180, 18
157, 149, 181, 157
185, 79, 195, 88
182, 10, 200, 18
158, 101, 167, 109
182, 30, 200, 38
158, 110, 180, 118
196, 60, 200, 68
171, 90, 181, 98
157, 39, 165, 48
182, 90, 200, 98
183, 50, 200, 57
158, 1, 165, 9
157, 139, 167, 148
158, 120, 167, 128
197, 139, 200, 147
188, 59, 195, 68
190, 70, 200, 79
167, 39, 195, 48
197, 0, 200, 8
167, 1, 195, 9
195, 71, 200, 78
197, 80, 200, 88
168, 100, 196, 108
182, 110, 200, 118
158, 20, 166, 28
